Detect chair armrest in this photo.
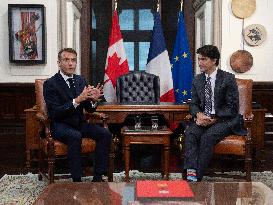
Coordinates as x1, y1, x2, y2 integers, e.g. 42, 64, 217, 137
244, 113, 254, 122
36, 112, 52, 140
243, 113, 254, 130
36, 112, 48, 124
184, 114, 192, 121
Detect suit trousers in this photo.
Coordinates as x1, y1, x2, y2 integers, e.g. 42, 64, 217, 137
184, 121, 232, 180
51, 121, 112, 180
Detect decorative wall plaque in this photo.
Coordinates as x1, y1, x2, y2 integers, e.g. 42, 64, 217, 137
243, 24, 266, 46
230, 50, 253, 73
231, 0, 256, 19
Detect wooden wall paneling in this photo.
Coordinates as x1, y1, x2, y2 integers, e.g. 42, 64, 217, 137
0, 83, 35, 122
0, 83, 35, 167
253, 82, 273, 114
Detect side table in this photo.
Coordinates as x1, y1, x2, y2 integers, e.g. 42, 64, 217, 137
121, 126, 173, 182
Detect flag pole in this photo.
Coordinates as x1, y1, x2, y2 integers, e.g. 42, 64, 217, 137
114, 0, 117, 10
157, 0, 160, 12
180, 0, 183, 11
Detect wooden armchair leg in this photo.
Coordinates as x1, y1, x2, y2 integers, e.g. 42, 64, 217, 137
107, 142, 115, 182
245, 158, 252, 182
38, 148, 43, 181
47, 138, 55, 184
245, 128, 252, 182
161, 147, 164, 178
48, 159, 55, 184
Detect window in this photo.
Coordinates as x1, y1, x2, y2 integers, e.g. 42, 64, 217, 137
118, 1, 156, 71
91, 0, 157, 84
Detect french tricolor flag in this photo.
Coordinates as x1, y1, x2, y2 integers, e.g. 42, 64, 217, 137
146, 12, 175, 102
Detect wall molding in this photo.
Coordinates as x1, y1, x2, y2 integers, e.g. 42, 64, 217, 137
193, 0, 207, 11
58, 0, 82, 49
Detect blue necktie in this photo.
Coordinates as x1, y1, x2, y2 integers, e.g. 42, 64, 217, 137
204, 77, 212, 116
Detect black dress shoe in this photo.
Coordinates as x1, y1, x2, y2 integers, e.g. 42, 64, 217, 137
92, 175, 104, 182
73, 177, 82, 182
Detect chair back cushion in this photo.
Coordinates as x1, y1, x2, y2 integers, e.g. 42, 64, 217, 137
35, 79, 48, 119
236, 78, 253, 119
116, 71, 160, 104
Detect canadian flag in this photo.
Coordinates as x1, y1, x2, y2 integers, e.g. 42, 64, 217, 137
103, 10, 129, 102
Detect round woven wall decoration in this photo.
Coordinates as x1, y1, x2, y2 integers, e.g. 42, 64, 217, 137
231, 0, 256, 19
243, 24, 267, 46
230, 50, 253, 73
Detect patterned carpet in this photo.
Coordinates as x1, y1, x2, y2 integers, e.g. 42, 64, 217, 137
0, 171, 273, 205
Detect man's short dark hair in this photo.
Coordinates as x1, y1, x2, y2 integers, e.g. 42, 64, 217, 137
58, 48, 77, 61
196, 45, 220, 66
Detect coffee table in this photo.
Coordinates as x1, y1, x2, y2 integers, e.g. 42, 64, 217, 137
33, 181, 273, 205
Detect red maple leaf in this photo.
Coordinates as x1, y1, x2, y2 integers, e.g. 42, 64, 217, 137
105, 52, 129, 88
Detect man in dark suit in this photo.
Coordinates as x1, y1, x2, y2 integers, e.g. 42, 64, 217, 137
43, 48, 112, 182
184, 45, 246, 182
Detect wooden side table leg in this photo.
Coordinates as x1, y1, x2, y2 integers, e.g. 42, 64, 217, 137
124, 144, 130, 182
163, 145, 170, 180
161, 147, 164, 178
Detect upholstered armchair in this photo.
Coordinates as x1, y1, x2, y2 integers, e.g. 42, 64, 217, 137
213, 78, 253, 181
35, 79, 114, 183
182, 79, 253, 181
116, 71, 160, 104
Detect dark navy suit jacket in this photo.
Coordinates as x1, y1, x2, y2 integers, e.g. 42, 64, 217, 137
43, 72, 96, 129
190, 69, 246, 135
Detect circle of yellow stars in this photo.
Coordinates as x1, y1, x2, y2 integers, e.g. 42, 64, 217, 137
171, 51, 189, 97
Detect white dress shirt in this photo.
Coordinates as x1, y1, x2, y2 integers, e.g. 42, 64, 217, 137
59, 71, 97, 108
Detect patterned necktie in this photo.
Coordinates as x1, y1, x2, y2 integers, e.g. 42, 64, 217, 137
204, 76, 212, 116
67, 78, 76, 97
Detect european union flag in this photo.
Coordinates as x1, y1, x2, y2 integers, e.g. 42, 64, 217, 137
171, 11, 193, 103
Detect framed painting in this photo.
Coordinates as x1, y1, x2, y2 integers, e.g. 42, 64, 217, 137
8, 4, 46, 64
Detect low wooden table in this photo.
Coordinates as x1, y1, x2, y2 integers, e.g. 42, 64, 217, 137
121, 126, 173, 182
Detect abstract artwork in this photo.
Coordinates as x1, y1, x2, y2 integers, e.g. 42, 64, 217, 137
8, 4, 46, 64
